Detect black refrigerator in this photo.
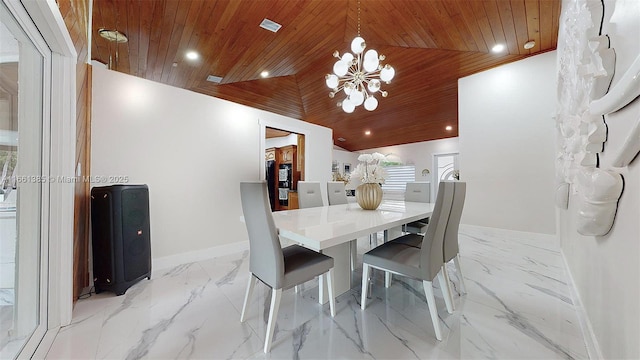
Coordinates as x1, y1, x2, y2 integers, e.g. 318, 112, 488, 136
278, 163, 292, 207
266, 160, 276, 210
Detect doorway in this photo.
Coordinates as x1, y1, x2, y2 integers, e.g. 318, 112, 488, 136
264, 127, 305, 211
432, 152, 459, 199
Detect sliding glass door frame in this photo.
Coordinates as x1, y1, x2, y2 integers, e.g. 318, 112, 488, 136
2, 0, 77, 357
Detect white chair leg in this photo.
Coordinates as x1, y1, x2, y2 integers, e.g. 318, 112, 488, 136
264, 288, 282, 353
454, 254, 467, 294
423, 280, 442, 341
326, 269, 336, 317
350, 239, 357, 271
437, 269, 454, 314
240, 274, 257, 322
441, 265, 455, 311
361, 263, 371, 310
384, 272, 392, 288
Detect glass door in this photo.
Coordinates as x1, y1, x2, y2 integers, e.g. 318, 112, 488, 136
432, 152, 459, 199
0, 3, 47, 358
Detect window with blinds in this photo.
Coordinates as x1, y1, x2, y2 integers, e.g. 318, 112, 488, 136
382, 165, 416, 199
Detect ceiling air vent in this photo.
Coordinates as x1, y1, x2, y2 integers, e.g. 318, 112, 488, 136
259, 18, 282, 33
206, 75, 223, 83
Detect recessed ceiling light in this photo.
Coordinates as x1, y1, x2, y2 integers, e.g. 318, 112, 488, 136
185, 51, 199, 60
364, 130, 371, 135
337, 137, 346, 142
491, 44, 505, 53
261, 71, 269, 78
523, 40, 536, 50
445, 125, 453, 131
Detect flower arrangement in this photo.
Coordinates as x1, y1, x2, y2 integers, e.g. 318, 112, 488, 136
350, 152, 388, 184
332, 170, 350, 183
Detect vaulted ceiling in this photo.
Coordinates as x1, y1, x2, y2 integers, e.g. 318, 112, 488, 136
91, 0, 560, 151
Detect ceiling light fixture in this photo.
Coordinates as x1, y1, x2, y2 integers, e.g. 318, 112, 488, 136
364, 130, 371, 135
98, 29, 128, 43
445, 125, 453, 131
98, 28, 127, 70
325, 0, 395, 113
523, 40, 536, 50
261, 71, 269, 78
491, 44, 505, 53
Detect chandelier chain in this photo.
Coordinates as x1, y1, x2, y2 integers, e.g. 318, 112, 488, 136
325, 0, 395, 113
357, 0, 360, 36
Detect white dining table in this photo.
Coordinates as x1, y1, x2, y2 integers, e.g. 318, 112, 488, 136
271, 200, 435, 303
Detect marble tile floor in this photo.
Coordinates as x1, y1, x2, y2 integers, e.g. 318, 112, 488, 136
45, 227, 588, 359
0, 289, 15, 352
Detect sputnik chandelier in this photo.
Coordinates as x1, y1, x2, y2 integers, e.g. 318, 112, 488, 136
325, 0, 395, 113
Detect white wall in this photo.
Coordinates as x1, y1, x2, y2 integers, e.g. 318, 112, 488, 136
91, 67, 333, 267
458, 52, 557, 234
360, 137, 459, 180
557, 1, 640, 358
335, 138, 459, 191
332, 147, 360, 189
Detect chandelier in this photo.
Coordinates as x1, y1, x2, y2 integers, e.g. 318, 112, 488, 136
325, 1, 395, 113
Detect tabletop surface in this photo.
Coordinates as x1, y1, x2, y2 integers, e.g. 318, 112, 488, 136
271, 200, 434, 250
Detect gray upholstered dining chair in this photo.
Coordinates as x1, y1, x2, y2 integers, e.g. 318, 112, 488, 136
360, 181, 455, 341
442, 181, 467, 297
297, 181, 324, 208
388, 181, 466, 310
327, 181, 359, 270
403, 181, 431, 234
327, 181, 348, 205
239, 181, 336, 353
293, 181, 325, 294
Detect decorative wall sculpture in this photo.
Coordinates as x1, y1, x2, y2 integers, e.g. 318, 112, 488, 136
612, 118, 640, 168
576, 168, 623, 235
555, 182, 570, 210
556, 0, 639, 236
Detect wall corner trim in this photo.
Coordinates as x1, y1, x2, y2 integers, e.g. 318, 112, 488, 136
560, 248, 604, 360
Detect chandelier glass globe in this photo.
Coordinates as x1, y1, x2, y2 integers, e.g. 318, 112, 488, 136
326, 36, 395, 113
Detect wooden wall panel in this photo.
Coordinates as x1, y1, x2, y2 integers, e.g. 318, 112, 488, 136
58, 0, 91, 302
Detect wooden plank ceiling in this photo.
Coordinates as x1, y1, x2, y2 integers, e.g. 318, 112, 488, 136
92, 0, 560, 151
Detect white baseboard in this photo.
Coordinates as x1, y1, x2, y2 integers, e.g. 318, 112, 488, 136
152, 241, 249, 272
459, 223, 558, 243
461, 224, 601, 359
560, 248, 603, 360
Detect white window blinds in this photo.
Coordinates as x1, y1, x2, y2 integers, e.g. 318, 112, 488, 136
382, 165, 416, 199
